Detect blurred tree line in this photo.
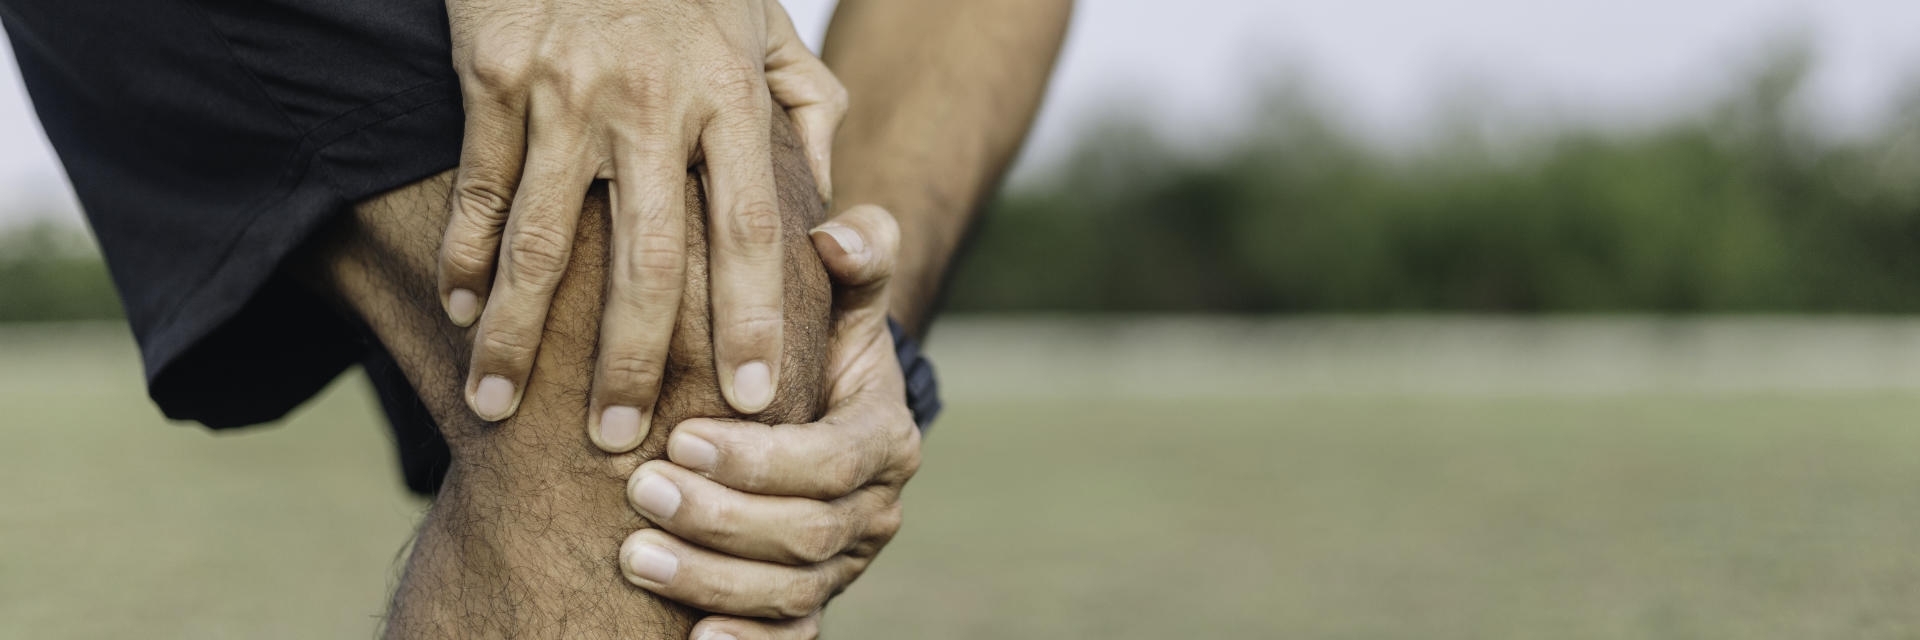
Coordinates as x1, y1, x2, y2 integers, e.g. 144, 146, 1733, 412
0, 221, 119, 321
4, 46, 1920, 321
946, 46, 1920, 313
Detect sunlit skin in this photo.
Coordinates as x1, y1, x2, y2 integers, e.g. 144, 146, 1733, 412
304, 111, 846, 638
439, 0, 846, 440
302, 0, 1070, 638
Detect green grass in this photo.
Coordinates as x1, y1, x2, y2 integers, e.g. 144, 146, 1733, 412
6, 323, 1920, 638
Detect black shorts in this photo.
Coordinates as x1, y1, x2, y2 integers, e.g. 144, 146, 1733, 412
2, 0, 943, 494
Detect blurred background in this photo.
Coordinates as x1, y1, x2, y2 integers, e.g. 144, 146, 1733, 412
6, 0, 1920, 637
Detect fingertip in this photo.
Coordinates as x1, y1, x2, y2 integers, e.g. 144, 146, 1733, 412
726, 360, 774, 414
809, 223, 865, 259
471, 374, 518, 421
668, 429, 721, 472
620, 529, 679, 587
594, 405, 647, 453
628, 465, 683, 521
446, 288, 481, 327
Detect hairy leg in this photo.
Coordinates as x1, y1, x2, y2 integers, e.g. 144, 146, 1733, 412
300, 113, 830, 639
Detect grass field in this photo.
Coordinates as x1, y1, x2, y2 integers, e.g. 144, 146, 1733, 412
7, 318, 1920, 638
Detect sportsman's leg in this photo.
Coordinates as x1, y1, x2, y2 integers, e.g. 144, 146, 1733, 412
299, 113, 830, 639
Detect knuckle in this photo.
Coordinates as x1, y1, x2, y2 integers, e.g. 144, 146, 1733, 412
824, 75, 850, 113
530, 53, 604, 110
505, 225, 572, 284
619, 61, 673, 102
695, 494, 745, 543
707, 59, 767, 102
454, 181, 514, 222
725, 202, 782, 249
601, 354, 665, 392
849, 504, 901, 557
725, 306, 783, 341
465, 53, 532, 93
896, 443, 924, 479
771, 592, 819, 620
441, 237, 497, 278
872, 209, 903, 247
689, 586, 735, 613
846, 205, 900, 246
895, 421, 924, 471
622, 232, 684, 291
873, 503, 904, 540
477, 328, 538, 365
823, 453, 866, 495
787, 515, 844, 564
875, 499, 902, 534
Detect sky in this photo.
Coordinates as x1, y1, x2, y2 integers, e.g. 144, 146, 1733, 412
2, 0, 1917, 226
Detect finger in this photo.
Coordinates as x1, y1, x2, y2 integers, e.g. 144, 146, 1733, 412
629, 461, 900, 564
810, 204, 900, 324
810, 205, 906, 397
621, 528, 864, 620
762, 0, 846, 204
691, 612, 821, 640
667, 391, 919, 499
439, 91, 529, 327
463, 120, 593, 421
701, 87, 785, 415
588, 141, 687, 452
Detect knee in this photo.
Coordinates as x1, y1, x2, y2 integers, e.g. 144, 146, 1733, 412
311, 112, 832, 489
465, 112, 833, 478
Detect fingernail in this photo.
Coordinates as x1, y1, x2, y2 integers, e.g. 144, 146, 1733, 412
631, 473, 682, 520
732, 360, 773, 412
697, 632, 738, 640
474, 375, 514, 419
599, 406, 644, 450
626, 544, 677, 584
669, 432, 719, 472
812, 224, 863, 256
447, 288, 480, 326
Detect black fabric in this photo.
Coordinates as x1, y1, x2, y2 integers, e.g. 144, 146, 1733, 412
3, 0, 944, 495
363, 343, 453, 496
1, 0, 462, 427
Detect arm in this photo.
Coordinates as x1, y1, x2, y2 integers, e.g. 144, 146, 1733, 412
619, 4, 1073, 638
823, 0, 1074, 335
435, 0, 848, 450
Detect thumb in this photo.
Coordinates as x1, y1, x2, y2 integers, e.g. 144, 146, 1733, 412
809, 204, 899, 334
763, 0, 848, 204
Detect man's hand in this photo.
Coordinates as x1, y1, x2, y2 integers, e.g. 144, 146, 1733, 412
619, 205, 920, 639
436, 0, 848, 450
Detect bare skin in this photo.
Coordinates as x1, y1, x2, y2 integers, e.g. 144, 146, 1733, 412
301, 111, 828, 638
440, 0, 846, 434
299, 1, 1072, 636
823, 0, 1074, 335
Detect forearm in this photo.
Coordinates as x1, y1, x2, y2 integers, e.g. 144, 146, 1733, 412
821, 0, 1072, 336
